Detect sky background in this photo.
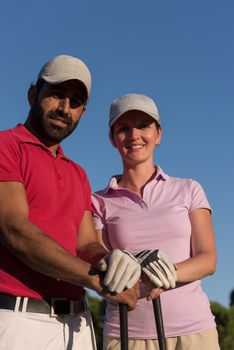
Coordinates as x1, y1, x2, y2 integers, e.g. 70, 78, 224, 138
1, 1, 233, 308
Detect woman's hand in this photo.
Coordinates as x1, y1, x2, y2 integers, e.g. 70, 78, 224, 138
134, 249, 177, 289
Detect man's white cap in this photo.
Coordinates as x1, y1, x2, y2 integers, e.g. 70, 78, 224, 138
109, 93, 161, 127
37, 55, 91, 98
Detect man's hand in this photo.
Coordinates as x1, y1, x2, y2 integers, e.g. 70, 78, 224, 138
103, 282, 140, 311
98, 249, 141, 293
134, 250, 177, 289
141, 273, 163, 300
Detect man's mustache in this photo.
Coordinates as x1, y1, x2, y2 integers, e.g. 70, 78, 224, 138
47, 110, 72, 126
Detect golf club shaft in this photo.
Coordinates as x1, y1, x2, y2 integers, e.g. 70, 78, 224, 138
119, 303, 128, 350
153, 296, 167, 350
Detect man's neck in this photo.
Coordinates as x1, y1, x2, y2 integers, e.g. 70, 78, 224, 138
24, 119, 59, 158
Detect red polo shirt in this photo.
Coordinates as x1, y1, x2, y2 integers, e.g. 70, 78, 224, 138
0, 124, 92, 299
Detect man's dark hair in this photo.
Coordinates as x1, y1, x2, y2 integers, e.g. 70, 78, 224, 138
35, 78, 45, 92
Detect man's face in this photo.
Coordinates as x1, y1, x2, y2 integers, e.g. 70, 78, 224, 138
28, 80, 87, 145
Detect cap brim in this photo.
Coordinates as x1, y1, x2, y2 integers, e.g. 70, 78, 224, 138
109, 109, 160, 127
41, 75, 90, 99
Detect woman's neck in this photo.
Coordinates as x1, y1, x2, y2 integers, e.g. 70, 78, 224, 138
118, 163, 157, 197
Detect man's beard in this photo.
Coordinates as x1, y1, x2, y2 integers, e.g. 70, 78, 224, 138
28, 101, 79, 144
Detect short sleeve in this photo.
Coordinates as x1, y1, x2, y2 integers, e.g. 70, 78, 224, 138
91, 194, 106, 230
79, 167, 93, 212
0, 132, 23, 183
188, 179, 212, 214
84, 177, 92, 212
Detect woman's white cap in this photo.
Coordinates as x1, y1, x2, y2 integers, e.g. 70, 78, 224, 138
109, 93, 161, 127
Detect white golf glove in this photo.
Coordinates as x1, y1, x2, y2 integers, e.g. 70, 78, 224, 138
134, 250, 177, 289
98, 249, 141, 294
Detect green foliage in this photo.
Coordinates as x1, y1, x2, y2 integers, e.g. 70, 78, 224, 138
87, 293, 106, 350
221, 306, 234, 350
211, 301, 230, 348
230, 290, 234, 307
211, 297, 234, 350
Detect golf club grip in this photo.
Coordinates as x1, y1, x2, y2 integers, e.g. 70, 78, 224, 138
119, 303, 128, 350
153, 296, 167, 350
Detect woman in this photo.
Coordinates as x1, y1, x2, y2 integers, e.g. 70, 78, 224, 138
92, 93, 220, 350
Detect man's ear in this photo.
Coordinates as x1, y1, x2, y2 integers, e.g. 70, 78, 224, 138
28, 85, 37, 106
78, 105, 87, 119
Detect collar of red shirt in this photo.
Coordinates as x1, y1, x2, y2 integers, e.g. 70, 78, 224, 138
12, 123, 69, 161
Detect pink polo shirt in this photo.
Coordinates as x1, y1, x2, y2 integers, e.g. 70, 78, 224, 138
0, 124, 92, 299
92, 166, 216, 338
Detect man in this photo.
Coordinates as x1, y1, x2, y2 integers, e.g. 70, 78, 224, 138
0, 55, 140, 350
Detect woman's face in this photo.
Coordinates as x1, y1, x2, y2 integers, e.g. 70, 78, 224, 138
111, 110, 162, 166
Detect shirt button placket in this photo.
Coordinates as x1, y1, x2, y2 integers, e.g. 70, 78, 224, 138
54, 160, 64, 187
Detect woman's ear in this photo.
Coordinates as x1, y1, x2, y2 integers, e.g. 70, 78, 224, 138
28, 85, 37, 106
109, 130, 117, 148
156, 127, 162, 145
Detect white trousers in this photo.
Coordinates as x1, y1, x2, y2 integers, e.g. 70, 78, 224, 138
0, 308, 97, 350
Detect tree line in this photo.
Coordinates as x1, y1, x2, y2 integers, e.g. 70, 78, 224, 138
87, 289, 234, 350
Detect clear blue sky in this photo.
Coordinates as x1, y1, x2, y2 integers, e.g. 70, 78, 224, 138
1, 0, 233, 307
